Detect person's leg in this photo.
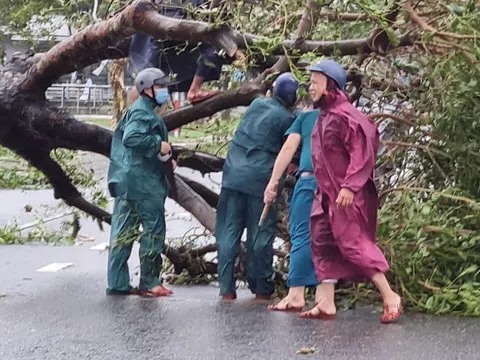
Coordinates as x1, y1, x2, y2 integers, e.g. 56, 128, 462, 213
246, 195, 276, 300
327, 185, 398, 321
107, 198, 140, 295
187, 46, 224, 103
137, 197, 170, 295
314, 284, 322, 304
300, 281, 336, 319
299, 194, 338, 318
269, 177, 317, 311
216, 188, 247, 299
372, 272, 402, 323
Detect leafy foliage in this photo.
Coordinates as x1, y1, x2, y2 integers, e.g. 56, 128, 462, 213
379, 189, 480, 315
0, 147, 97, 189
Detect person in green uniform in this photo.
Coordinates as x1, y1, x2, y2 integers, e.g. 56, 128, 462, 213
107, 68, 174, 297
216, 73, 299, 301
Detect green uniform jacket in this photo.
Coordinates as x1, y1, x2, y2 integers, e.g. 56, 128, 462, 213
222, 97, 296, 197
107, 96, 169, 200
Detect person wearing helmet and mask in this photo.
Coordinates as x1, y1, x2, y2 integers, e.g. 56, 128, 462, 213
106, 68, 174, 297
299, 59, 402, 323
216, 72, 299, 301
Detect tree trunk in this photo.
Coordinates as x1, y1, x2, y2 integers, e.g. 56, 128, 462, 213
109, 59, 127, 129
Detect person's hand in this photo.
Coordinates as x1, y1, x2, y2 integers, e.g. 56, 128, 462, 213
172, 159, 177, 170
336, 188, 354, 208
161, 141, 172, 155
264, 180, 279, 205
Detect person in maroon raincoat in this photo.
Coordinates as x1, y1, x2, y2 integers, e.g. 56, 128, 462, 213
300, 59, 402, 324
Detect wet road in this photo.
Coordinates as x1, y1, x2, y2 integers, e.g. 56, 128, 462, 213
1, 158, 479, 359
1, 245, 479, 360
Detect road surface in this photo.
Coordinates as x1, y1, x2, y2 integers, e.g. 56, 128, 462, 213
0, 244, 479, 360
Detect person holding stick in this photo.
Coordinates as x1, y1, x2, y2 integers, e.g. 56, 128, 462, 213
263, 105, 320, 312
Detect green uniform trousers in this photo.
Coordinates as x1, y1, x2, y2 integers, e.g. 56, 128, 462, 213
215, 188, 277, 296
107, 197, 166, 294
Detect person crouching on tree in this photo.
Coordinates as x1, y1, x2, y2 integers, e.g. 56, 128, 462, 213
127, 0, 241, 106
300, 59, 402, 323
263, 103, 320, 312
216, 73, 299, 301
106, 68, 174, 297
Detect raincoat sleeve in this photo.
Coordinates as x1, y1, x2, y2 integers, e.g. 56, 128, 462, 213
122, 114, 163, 158
341, 119, 376, 193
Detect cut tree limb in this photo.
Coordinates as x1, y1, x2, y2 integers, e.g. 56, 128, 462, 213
171, 174, 216, 233
177, 174, 219, 208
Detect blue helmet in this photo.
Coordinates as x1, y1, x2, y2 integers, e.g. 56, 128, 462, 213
272, 72, 299, 107
308, 59, 347, 89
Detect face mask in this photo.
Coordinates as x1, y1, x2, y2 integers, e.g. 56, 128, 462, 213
155, 88, 169, 105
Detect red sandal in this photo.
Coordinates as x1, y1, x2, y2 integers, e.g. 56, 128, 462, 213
222, 293, 237, 301
268, 300, 304, 312
139, 285, 173, 297
300, 305, 336, 320
381, 300, 403, 324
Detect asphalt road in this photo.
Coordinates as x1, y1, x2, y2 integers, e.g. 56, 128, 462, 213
0, 244, 479, 360
1, 158, 478, 360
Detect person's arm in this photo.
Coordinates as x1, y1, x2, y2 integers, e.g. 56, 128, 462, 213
264, 133, 301, 205
122, 115, 170, 159
336, 119, 377, 208
271, 134, 301, 185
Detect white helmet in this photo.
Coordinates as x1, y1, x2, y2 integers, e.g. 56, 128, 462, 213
134, 68, 170, 94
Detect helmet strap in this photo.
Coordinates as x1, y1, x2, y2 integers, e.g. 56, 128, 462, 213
142, 85, 158, 105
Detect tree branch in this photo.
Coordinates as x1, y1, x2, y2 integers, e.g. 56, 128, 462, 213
176, 174, 219, 208
164, 79, 266, 129
405, 3, 478, 40
171, 174, 216, 233
174, 147, 225, 174
17, 150, 111, 223
381, 140, 450, 158
268, 32, 415, 57
370, 113, 433, 137
20, 0, 240, 93
271, 0, 321, 72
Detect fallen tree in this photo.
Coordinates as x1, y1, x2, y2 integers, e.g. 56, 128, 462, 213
0, 0, 479, 315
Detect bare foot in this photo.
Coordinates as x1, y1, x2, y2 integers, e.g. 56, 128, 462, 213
381, 292, 402, 324
300, 301, 336, 319
268, 297, 305, 312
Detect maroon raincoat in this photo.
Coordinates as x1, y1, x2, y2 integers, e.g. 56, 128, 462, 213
310, 89, 389, 282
